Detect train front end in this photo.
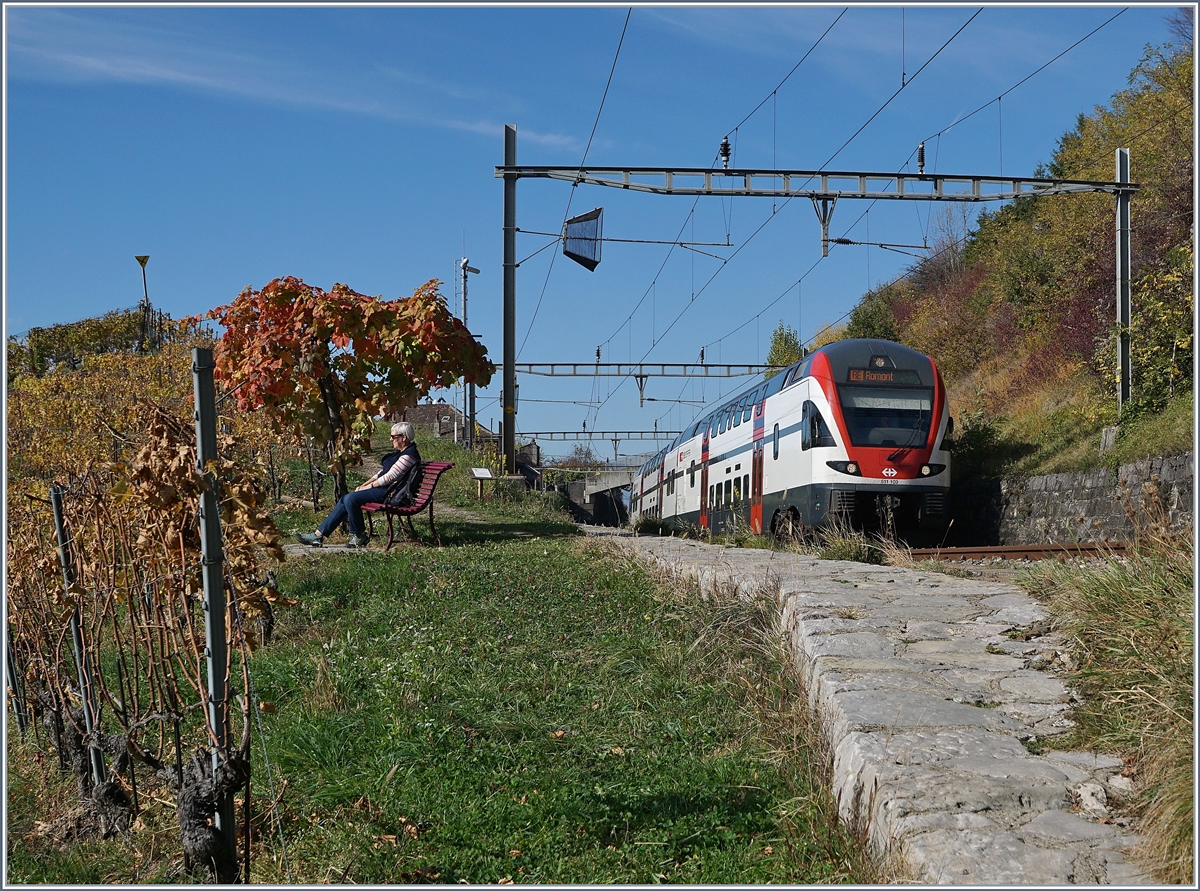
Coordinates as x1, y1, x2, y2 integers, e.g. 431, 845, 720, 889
811, 339, 951, 538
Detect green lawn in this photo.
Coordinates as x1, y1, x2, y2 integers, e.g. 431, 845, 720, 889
246, 532, 868, 883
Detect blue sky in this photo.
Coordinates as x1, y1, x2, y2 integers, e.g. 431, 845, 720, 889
4, 4, 1182, 460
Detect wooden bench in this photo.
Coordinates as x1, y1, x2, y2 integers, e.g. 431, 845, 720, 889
362, 461, 455, 549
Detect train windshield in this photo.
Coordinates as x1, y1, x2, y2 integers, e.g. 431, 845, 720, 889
837, 386, 933, 448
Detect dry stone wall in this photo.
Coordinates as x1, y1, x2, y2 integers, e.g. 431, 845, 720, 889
949, 453, 1192, 546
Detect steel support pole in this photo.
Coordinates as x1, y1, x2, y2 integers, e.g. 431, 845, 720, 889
461, 258, 479, 450
50, 485, 106, 789
192, 347, 236, 860
462, 260, 469, 448
503, 125, 517, 473
1116, 149, 1132, 415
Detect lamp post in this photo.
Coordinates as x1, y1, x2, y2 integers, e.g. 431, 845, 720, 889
135, 255, 150, 352
460, 258, 480, 449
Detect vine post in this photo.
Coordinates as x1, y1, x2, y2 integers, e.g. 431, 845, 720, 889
192, 347, 237, 869
50, 484, 106, 792
6, 631, 28, 734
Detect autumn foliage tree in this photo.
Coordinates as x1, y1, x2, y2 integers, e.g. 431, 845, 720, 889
206, 277, 494, 500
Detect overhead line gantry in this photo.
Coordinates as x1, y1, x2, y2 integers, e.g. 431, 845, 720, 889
519, 430, 681, 441
516, 362, 783, 407
516, 362, 778, 376
497, 123, 1139, 471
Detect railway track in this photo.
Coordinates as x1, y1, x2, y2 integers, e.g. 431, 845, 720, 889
910, 542, 1128, 562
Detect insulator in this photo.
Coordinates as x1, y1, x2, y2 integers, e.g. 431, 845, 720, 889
719, 136, 731, 169
917, 142, 925, 175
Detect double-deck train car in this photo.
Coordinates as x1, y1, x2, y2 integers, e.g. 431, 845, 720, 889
630, 338, 951, 540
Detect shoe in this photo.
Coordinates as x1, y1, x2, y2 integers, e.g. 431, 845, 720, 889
295, 532, 323, 547
345, 533, 370, 548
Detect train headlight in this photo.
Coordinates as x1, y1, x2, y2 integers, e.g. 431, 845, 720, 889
920, 463, 946, 477
826, 461, 861, 476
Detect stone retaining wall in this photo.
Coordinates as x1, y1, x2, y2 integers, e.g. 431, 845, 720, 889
949, 453, 1192, 545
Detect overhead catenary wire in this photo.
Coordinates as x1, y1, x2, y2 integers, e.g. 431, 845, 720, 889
918, 8, 1127, 147
596, 7, 983, 428
517, 8, 632, 361
687, 6, 1130, 392
592, 8, 849, 372
651, 218, 980, 427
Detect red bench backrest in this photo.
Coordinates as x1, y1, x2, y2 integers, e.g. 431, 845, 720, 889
408, 462, 453, 509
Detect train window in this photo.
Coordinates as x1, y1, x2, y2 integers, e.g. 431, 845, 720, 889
801, 400, 836, 450
744, 473, 750, 500
838, 386, 934, 448
724, 480, 732, 505
689, 461, 696, 488
733, 476, 741, 503
813, 407, 835, 447
732, 397, 744, 428
709, 483, 715, 507
742, 389, 758, 423
773, 423, 780, 459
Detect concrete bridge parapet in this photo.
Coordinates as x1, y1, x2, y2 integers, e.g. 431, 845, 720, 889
583, 469, 637, 498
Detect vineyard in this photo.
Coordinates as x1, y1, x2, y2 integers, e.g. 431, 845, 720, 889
6, 280, 491, 881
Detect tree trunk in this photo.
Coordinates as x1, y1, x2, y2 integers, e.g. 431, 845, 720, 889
316, 373, 348, 503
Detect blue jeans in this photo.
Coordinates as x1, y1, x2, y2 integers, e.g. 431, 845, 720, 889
317, 486, 390, 538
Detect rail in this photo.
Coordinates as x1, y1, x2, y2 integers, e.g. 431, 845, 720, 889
909, 543, 1128, 561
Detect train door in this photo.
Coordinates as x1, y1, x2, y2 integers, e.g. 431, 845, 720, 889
750, 400, 766, 533
656, 465, 664, 519
793, 386, 815, 522
699, 431, 710, 529
674, 451, 684, 519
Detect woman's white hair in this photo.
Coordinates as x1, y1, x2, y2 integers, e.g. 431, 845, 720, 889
390, 421, 415, 441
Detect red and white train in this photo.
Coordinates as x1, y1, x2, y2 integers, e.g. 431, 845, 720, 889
630, 338, 952, 540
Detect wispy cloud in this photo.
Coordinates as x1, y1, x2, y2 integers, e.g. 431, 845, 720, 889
6, 8, 581, 148
638, 6, 1109, 89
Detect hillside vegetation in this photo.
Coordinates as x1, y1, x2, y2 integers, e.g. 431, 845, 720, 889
835, 29, 1193, 478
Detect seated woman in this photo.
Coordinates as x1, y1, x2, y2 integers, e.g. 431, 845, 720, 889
295, 421, 421, 548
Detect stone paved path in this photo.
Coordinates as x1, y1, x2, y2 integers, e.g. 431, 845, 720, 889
587, 528, 1155, 885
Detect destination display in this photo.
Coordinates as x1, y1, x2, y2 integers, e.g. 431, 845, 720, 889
847, 368, 922, 385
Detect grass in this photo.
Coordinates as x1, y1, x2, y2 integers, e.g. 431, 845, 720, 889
245, 537, 874, 883
770, 516, 885, 565
1016, 486, 1193, 884
874, 537, 977, 578
947, 372, 1192, 480
1106, 392, 1194, 469
7, 454, 881, 884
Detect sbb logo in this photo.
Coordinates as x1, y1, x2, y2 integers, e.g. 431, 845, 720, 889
882, 467, 898, 477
